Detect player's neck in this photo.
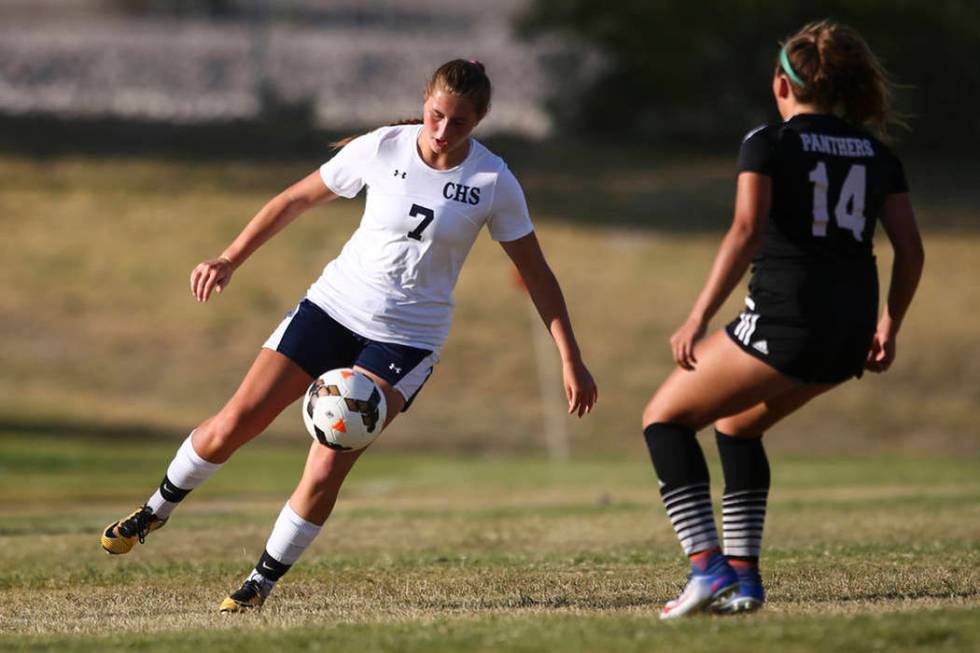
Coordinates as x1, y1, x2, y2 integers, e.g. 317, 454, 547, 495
779, 101, 828, 122
416, 137, 471, 171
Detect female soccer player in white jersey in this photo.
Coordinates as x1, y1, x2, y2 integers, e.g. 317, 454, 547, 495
100, 59, 598, 612
640, 21, 924, 619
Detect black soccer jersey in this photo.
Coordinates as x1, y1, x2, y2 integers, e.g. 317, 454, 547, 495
737, 114, 907, 267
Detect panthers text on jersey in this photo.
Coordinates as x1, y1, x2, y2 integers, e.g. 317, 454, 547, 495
737, 113, 907, 267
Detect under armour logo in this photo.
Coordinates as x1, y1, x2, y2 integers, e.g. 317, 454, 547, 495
393, 169, 407, 179
389, 363, 402, 374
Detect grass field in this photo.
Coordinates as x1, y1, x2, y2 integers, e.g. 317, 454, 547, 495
0, 153, 978, 649
1, 432, 978, 651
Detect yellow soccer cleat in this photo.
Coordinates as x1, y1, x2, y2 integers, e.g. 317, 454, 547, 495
219, 579, 267, 613
100, 506, 167, 555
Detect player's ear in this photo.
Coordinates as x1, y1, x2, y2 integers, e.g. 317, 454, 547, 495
773, 74, 792, 100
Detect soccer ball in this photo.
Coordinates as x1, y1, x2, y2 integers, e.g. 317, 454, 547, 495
302, 368, 387, 451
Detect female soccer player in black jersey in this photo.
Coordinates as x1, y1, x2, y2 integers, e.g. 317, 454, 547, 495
642, 21, 924, 619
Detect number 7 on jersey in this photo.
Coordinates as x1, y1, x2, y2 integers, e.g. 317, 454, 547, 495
407, 204, 435, 241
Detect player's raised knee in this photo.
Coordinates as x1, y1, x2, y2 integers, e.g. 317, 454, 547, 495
199, 408, 258, 458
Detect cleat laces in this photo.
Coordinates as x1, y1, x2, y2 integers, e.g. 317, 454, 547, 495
119, 506, 155, 543
232, 579, 265, 602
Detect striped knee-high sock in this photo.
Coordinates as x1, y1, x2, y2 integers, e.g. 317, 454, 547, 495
643, 422, 720, 556
716, 431, 770, 563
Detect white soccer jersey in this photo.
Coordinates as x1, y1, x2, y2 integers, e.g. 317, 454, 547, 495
307, 124, 534, 352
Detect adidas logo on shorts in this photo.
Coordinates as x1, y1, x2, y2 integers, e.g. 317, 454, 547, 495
733, 311, 759, 345
752, 340, 769, 355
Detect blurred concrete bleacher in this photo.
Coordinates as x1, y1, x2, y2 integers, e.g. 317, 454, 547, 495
0, 0, 565, 138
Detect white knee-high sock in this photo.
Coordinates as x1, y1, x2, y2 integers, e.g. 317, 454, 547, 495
265, 502, 323, 565
145, 432, 223, 520
247, 502, 322, 595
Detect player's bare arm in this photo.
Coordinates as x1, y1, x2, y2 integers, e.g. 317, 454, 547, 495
672, 173, 773, 370
866, 192, 925, 372
191, 172, 339, 302
501, 231, 598, 416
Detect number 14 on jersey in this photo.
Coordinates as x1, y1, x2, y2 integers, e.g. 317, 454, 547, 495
808, 162, 866, 241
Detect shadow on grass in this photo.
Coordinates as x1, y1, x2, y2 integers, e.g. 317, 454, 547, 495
838, 589, 980, 602
0, 415, 177, 442
416, 593, 659, 611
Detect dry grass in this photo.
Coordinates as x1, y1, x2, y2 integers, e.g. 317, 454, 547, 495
1, 154, 978, 456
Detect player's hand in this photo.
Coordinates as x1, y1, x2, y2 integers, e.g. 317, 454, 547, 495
563, 359, 598, 418
670, 316, 707, 371
190, 257, 235, 302
865, 326, 896, 373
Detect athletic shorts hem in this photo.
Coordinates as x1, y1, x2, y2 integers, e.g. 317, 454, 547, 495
723, 327, 805, 383
355, 353, 437, 409
723, 326, 860, 385
261, 299, 438, 412
260, 345, 433, 408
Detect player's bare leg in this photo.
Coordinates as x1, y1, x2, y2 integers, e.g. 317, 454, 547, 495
711, 382, 836, 614
642, 330, 802, 430
287, 367, 402, 524
101, 349, 311, 555
715, 382, 836, 436
220, 372, 405, 613
194, 349, 315, 462
641, 330, 804, 619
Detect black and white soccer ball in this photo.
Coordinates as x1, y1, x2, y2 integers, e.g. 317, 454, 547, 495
302, 368, 387, 451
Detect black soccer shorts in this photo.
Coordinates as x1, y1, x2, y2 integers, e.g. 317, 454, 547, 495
724, 263, 878, 384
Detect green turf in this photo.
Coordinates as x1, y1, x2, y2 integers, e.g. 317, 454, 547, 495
7, 609, 980, 653
0, 434, 977, 650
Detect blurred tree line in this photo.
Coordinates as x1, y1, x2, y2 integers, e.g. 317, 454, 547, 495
518, 0, 980, 152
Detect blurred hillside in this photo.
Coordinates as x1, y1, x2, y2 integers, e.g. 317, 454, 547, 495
0, 155, 976, 457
